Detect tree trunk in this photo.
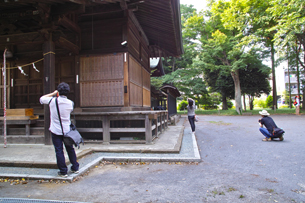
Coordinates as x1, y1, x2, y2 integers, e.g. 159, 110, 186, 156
249, 95, 254, 110
296, 45, 300, 97
231, 69, 242, 114
302, 87, 305, 110
243, 94, 246, 111
172, 57, 176, 72
222, 95, 228, 110
271, 42, 277, 109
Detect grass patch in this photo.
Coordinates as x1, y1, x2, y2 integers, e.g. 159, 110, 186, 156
227, 187, 237, 192
178, 108, 299, 116
208, 121, 232, 125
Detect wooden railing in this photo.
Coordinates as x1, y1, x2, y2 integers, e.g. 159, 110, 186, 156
74, 110, 168, 144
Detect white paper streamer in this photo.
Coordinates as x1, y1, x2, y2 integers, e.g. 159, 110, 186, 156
18, 66, 28, 76
32, 63, 40, 72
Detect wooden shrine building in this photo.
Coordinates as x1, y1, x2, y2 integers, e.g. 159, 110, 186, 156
0, 0, 183, 145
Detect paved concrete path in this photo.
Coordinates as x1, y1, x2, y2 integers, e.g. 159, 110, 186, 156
0, 114, 304, 203
0, 117, 200, 182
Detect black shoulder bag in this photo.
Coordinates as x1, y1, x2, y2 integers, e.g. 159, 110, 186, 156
54, 97, 84, 148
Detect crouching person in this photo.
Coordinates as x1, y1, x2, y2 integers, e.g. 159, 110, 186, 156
258, 110, 283, 141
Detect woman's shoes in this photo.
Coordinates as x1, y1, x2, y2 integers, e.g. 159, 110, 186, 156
58, 172, 68, 177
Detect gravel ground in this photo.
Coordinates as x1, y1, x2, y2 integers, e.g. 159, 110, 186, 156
0, 114, 304, 203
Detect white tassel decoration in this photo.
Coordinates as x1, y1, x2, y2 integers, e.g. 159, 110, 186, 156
32, 63, 40, 72
18, 66, 28, 76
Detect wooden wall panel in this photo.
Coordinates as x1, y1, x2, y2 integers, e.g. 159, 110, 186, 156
55, 57, 76, 103
142, 69, 150, 89
128, 28, 140, 62
129, 55, 142, 86
130, 82, 142, 106
80, 54, 124, 107
81, 81, 124, 107
80, 54, 124, 81
13, 62, 43, 109
142, 69, 150, 107
143, 88, 151, 107
127, 16, 150, 72
80, 18, 125, 53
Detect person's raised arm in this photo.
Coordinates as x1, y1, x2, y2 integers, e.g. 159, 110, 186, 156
42, 90, 58, 98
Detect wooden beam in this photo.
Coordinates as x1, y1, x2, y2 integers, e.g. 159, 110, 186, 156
53, 4, 85, 15
0, 32, 43, 46
38, 3, 51, 24
128, 10, 149, 45
55, 36, 79, 54
67, 0, 86, 4
120, 0, 128, 10
58, 15, 81, 34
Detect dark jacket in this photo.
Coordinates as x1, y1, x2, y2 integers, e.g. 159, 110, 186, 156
260, 116, 278, 134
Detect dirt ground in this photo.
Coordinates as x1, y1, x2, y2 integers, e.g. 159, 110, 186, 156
0, 115, 304, 203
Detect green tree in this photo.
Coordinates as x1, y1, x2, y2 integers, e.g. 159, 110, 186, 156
163, 4, 199, 73
220, 0, 279, 109
194, 1, 248, 114
239, 49, 272, 110
267, 0, 305, 109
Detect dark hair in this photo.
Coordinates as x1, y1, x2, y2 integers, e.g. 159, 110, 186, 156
57, 82, 70, 96
188, 99, 193, 109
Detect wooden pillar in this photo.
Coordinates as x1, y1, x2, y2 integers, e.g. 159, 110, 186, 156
43, 34, 55, 145
165, 112, 168, 128
154, 117, 158, 138
123, 52, 130, 107
103, 116, 110, 144
145, 114, 152, 144
159, 113, 163, 134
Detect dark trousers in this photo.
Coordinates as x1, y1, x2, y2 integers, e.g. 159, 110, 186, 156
188, 115, 195, 132
51, 133, 79, 174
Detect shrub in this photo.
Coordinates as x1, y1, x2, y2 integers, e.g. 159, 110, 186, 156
254, 98, 267, 108
266, 95, 273, 109
227, 101, 233, 109
178, 100, 188, 111
279, 104, 289, 109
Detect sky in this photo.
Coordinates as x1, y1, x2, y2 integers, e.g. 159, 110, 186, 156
180, 0, 207, 12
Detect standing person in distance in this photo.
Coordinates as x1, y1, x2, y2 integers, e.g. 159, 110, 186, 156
40, 82, 79, 177
187, 98, 196, 135
294, 95, 300, 115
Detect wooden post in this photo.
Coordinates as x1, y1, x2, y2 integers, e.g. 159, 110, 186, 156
123, 52, 129, 107
102, 116, 110, 144
165, 112, 168, 128
155, 117, 158, 138
159, 113, 163, 134
145, 114, 152, 144
3, 49, 7, 148
43, 34, 55, 145
74, 56, 80, 108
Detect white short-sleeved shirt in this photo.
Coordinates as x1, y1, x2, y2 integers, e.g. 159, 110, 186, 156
40, 96, 73, 135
